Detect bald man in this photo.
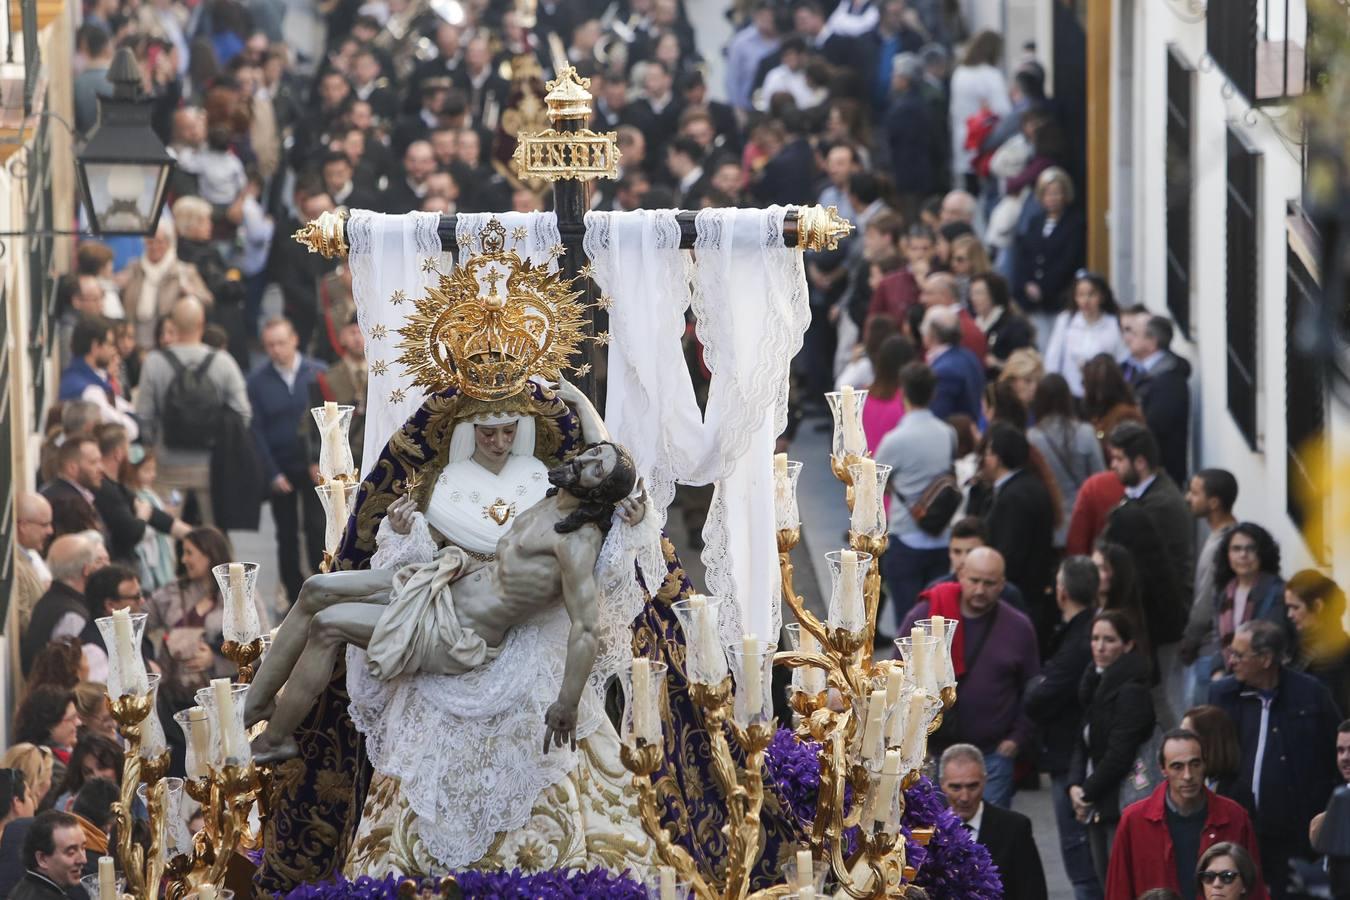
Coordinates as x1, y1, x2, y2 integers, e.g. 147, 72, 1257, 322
13, 493, 54, 635
135, 297, 252, 526
940, 189, 977, 227
22, 532, 109, 674
919, 273, 987, 359
903, 546, 1040, 808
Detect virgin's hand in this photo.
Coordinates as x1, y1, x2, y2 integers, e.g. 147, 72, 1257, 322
552, 377, 585, 405
617, 479, 648, 525
387, 493, 416, 535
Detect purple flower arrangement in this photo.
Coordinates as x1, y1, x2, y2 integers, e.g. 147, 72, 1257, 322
277, 868, 648, 899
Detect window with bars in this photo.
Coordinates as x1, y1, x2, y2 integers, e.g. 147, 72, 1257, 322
1226, 127, 1261, 449
1166, 47, 1193, 338
1285, 233, 1326, 558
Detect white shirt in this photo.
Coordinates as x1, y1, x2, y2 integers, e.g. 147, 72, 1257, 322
273, 357, 301, 392
949, 63, 1011, 175
964, 801, 986, 841
1124, 473, 1157, 500
1044, 311, 1128, 397
758, 65, 822, 111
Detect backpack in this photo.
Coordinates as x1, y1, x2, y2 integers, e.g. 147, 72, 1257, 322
160, 349, 226, 450
897, 472, 963, 536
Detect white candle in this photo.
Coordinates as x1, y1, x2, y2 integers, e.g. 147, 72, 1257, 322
774, 452, 788, 478
98, 856, 115, 900
874, 749, 903, 824
330, 483, 349, 552
931, 615, 949, 684
900, 691, 928, 762
884, 664, 904, 708
110, 607, 148, 696
227, 562, 246, 637
688, 596, 727, 684
910, 627, 932, 692
186, 707, 211, 779
659, 865, 676, 900
631, 658, 652, 743
196, 886, 217, 900
741, 635, 763, 717
796, 849, 814, 890
850, 457, 878, 534
839, 550, 862, 629
860, 689, 885, 760
212, 678, 239, 762
840, 386, 864, 456
322, 401, 341, 475
798, 629, 826, 694
800, 890, 816, 900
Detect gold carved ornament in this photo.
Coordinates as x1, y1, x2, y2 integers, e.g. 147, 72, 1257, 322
395, 218, 594, 402
510, 65, 623, 183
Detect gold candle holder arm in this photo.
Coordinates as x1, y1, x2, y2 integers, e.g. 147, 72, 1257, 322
619, 742, 715, 900
221, 637, 265, 684
778, 552, 832, 652
847, 532, 889, 660
108, 693, 153, 898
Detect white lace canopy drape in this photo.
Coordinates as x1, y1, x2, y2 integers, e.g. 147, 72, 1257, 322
347, 211, 564, 475
586, 207, 810, 644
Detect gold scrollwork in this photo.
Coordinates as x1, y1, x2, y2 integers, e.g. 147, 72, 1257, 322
511, 129, 622, 182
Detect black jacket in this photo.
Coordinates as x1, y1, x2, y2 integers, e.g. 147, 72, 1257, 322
985, 309, 1036, 365
1011, 207, 1085, 315
1105, 503, 1188, 648
39, 479, 106, 542
1024, 607, 1094, 774
1211, 668, 1342, 845
22, 582, 88, 675
93, 478, 174, 565
983, 469, 1057, 621
0, 818, 32, 897
1132, 351, 1192, 485
1124, 472, 1195, 620
885, 88, 942, 197
7, 871, 67, 900
750, 138, 818, 207
978, 804, 1049, 900
1070, 650, 1156, 822
210, 406, 264, 532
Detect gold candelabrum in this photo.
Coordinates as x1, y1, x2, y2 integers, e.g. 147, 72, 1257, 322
619, 387, 957, 899
100, 568, 270, 898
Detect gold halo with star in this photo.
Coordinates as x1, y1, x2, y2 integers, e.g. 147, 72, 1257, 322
396, 219, 591, 401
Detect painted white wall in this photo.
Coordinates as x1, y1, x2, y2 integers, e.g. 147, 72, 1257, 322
1118, 0, 1344, 582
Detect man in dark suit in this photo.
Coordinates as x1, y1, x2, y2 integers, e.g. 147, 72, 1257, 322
8, 811, 86, 900
939, 743, 1049, 900
249, 317, 328, 606
1024, 557, 1100, 900
453, 35, 509, 126
40, 437, 108, 542
622, 60, 682, 162
749, 116, 818, 207
920, 305, 984, 422
1122, 307, 1192, 485
91, 423, 189, 566
978, 423, 1056, 642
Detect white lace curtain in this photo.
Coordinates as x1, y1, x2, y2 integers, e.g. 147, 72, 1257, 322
347, 211, 562, 475
586, 207, 810, 644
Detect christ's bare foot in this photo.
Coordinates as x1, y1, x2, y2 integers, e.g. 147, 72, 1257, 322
244, 694, 276, 729
251, 732, 300, 765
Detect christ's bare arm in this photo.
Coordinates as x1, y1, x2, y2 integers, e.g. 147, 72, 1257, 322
542, 526, 603, 754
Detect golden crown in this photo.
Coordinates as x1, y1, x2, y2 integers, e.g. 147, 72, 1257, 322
396, 220, 590, 401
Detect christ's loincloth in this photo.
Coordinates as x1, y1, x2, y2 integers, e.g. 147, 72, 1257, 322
364, 547, 502, 681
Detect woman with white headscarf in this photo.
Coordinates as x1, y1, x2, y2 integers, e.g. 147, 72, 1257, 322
121, 217, 214, 350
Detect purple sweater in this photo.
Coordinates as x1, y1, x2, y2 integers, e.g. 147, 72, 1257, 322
901, 599, 1041, 753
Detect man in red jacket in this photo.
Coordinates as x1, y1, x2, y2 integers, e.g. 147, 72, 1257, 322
1106, 729, 1266, 900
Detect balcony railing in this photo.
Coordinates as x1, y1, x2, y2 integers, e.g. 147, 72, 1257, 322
1208, 0, 1309, 105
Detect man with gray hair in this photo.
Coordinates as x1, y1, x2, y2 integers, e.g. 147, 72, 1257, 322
920, 303, 983, 421
920, 272, 987, 358
21, 532, 109, 674
939, 743, 1047, 899
884, 48, 943, 224
1026, 556, 1099, 899
1211, 619, 1342, 898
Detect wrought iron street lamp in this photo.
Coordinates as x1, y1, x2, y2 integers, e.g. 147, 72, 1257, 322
75, 47, 174, 237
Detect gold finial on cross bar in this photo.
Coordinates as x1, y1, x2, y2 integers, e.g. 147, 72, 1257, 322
544, 65, 593, 122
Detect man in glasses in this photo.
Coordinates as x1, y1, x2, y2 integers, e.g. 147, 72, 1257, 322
78, 564, 153, 684
1212, 620, 1342, 899
1106, 728, 1264, 900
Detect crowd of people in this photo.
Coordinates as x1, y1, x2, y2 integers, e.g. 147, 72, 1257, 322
7, 0, 1348, 896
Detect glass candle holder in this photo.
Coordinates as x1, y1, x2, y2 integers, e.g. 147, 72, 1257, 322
891, 687, 938, 771
783, 851, 829, 897
81, 871, 125, 900
137, 776, 190, 857
896, 633, 941, 695
316, 480, 360, 556
642, 869, 692, 900
669, 596, 729, 686
774, 459, 803, 531
725, 637, 776, 729
140, 673, 168, 760
212, 561, 261, 645
847, 460, 891, 538
189, 891, 234, 900
173, 706, 212, 781
311, 403, 356, 480
95, 611, 150, 699
784, 624, 828, 696
914, 616, 959, 689
863, 750, 906, 833
825, 388, 869, 461
825, 549, 872, 635
620, 658, 666, 747
195, 681, 253, 766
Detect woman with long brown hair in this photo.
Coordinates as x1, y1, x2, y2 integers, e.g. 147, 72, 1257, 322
146, 526, 238, 708
1082, 353, 1145, 452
